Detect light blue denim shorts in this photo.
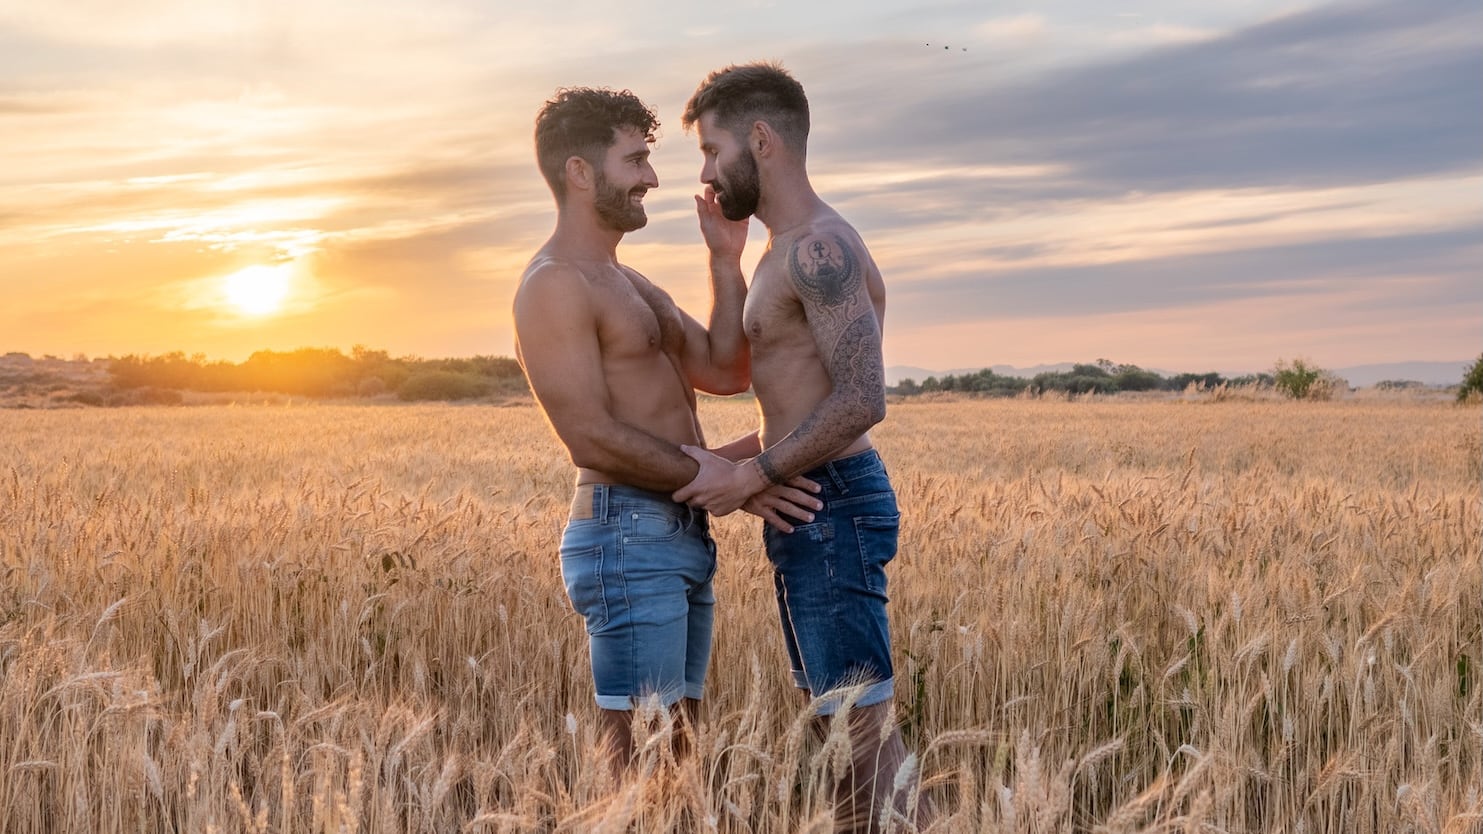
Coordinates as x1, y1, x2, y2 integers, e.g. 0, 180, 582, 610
762, 449, 899, 715
560, 483, 717, 710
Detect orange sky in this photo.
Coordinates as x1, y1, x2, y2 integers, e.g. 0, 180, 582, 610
3, 0, 1478, 375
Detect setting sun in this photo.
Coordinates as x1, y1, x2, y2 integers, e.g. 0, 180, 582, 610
223, 264, 293, 316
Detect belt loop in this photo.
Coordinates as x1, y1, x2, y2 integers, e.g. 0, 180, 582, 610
824, 459, 848, 493
597, 484, 609, 522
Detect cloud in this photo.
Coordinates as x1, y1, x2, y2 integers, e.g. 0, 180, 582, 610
2, 0, 1477, 368
975, 14, 1049, 41
890, 223, 1483, 323
829, 0, 1483, 192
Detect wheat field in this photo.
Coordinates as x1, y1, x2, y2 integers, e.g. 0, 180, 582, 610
0, 397, 1478, 833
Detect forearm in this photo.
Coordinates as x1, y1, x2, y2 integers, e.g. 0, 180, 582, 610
566, 422, 700, 492
706, 255, 748, 362
691, 255, 750, 394
753, 393, 881, 484
712, 430, 762, 462
691, 189, 751, 392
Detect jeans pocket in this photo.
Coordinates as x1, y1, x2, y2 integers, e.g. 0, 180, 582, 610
852, 514, 899, 594
559, 544, 609, 633
622, 508, 685, 542
764, 520, 833, 568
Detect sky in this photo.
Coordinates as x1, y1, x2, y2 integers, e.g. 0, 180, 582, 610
2, 0, 1479, 375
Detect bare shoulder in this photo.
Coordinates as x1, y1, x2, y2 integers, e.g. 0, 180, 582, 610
514, 255, 592, 317
781, 218, 871, 306
517, 254, 586, 294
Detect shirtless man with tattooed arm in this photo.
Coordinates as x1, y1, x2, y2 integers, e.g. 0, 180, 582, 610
512, 87, 820, 781
673, 64, 930, 833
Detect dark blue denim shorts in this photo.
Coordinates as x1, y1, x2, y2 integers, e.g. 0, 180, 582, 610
763, 449, 899, 714
560, 483, 717, 710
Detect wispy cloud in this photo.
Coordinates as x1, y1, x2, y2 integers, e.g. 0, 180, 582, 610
0, 0, 1476, 370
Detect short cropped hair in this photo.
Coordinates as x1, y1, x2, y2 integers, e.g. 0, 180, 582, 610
681, 62, 809, 151
534, 88, 659, 202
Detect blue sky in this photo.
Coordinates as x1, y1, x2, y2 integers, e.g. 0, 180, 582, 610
1, 0, 1477, 374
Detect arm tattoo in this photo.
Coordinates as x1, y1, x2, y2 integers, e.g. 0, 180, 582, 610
756, 452, 785, 485
789, 234, 863, 316
785, 313, 884, 461
760, 232, 886, 481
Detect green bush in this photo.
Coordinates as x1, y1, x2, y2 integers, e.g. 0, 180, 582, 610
1275, 356, 1334, 397
1460, 353, 1483, 403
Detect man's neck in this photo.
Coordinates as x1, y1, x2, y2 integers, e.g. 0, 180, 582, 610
756, 166, 825, 237
550, 207, 623, 262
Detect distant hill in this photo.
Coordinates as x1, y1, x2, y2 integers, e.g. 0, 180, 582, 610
886, 360, 1471, 388
1327, 361, 1471, 388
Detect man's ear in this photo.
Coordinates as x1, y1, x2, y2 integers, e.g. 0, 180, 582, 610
750, 120, 776, 158
565, 155, 594, 193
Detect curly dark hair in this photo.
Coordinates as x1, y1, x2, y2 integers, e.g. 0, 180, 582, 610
682, 62, 808, 151
534, 88, 659, 203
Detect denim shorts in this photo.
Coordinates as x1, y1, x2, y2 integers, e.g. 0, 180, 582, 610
559, 483, 717, 711
763, 449, 899, 714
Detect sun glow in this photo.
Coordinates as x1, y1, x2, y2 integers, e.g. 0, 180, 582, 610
223, 264, 293, 316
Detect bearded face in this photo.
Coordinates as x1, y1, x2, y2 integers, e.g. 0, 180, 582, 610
713, 147, 761, 222
593, 166, 649, 232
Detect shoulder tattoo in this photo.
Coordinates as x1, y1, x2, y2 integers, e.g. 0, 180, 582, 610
788, 234, 861, 307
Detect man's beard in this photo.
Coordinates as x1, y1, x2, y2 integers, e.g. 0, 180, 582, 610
716, 149, 761, 221
593, 169, 648, 232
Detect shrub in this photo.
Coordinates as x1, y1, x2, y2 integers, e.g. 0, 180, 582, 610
1458, 353, 1483, 403
1273, 358, 1327, 400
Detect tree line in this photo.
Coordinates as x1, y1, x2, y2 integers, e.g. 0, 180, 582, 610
27, 348, 1483, 405
107, 347, 528, 401
890, 360, 1275, 397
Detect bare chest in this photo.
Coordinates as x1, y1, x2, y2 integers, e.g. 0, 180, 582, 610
743, 258, 809, 352
592, 269, 686, 358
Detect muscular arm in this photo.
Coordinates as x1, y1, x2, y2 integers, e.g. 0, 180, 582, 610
753, 231, 886, 483
711, 431, 762, 462
513, 265, 700, 492
678, 187, 751, 395
673, 231, 885, 514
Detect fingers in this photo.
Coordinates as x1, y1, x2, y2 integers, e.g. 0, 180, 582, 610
744, 499, 795, 534
786, 475, 821, 494
762, 512, 795, 534
769, 492, 820, 523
